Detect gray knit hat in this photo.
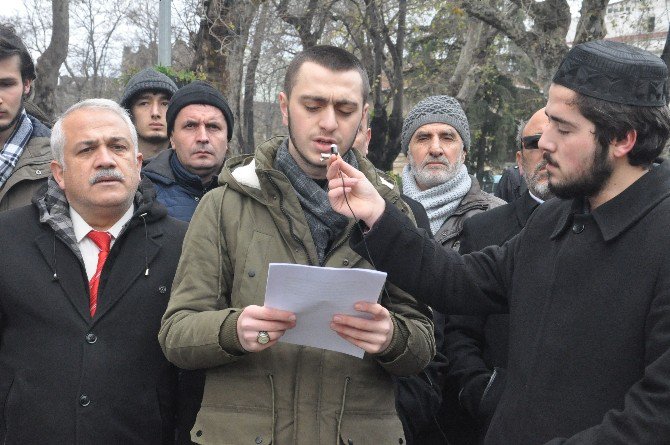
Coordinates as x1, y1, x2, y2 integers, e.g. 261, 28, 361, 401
119, 68, 178, 109
401, 95, 470, 154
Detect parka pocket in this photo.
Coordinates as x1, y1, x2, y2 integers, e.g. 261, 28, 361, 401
193, 369, 275, 444
191, 410, 273, 445
337, 414, 405, 445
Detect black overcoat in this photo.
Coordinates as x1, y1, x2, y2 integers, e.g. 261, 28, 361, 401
0, 181, 187, 444
352, 162, 670, 444
441, 190, 540, 444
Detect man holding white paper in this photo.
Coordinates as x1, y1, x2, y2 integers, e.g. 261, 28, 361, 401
159, 45, 435, 445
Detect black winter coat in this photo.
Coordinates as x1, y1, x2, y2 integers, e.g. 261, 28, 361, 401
441, 190, 540, 444
352, 162, 670, 444
0, 179, 187, 444
143, 149, 219, 222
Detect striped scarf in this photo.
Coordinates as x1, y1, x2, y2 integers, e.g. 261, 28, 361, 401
0, 110, 33, 188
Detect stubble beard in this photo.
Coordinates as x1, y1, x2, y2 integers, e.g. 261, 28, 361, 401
0, 95, 25, 134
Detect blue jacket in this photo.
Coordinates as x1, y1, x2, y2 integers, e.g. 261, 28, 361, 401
142, 149, 219, 222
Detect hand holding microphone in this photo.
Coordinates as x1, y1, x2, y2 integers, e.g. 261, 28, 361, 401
326, 146, 386, 227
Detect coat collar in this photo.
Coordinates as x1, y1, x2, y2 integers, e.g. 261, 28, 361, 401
516, 190, 541, 228
551, 161, 670, 241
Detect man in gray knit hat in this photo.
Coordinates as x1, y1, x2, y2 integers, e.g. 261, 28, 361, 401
120, 67, 178, 160
401, 95, 503, 250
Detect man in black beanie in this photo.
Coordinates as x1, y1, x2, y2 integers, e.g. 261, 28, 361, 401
326, 40, 670, 444
143, 80, 234, 222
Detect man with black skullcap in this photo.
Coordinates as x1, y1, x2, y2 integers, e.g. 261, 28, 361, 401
143, 80, 234, 221
119, 68, 178, 160
327, 40, 670, 443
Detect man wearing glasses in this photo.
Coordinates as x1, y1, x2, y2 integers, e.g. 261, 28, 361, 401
440, 107, 553, 444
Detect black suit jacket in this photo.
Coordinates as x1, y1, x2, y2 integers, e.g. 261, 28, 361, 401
441, 191, 540, 444
0, 182, 187, 445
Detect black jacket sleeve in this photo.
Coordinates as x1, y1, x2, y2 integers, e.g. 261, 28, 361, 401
351, 202, 510, 316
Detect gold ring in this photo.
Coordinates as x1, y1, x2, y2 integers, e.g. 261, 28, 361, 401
257, 331, 270, 345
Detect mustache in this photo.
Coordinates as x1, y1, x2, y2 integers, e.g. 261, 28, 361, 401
543, 152, 558, 167
533, 159, 548, 174
420, 155, 451, 168
191, 144, 215, 155
89, 169, 124, 185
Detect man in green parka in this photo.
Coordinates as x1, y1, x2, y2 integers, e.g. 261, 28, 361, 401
159, 45, 435, 445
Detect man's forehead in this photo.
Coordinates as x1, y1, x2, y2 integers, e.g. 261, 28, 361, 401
414, 122, 459, 136
175, 104, 225, 121
545, 84, 583, 126
0, 54, 22, 77
523, 108, 549, 136
63, 108, 131, 140
292, 62, 365, 104
135, 91, 170, 101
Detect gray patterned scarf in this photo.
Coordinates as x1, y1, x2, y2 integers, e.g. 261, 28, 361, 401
274, 140, 357, 265
402, 163, 471, 235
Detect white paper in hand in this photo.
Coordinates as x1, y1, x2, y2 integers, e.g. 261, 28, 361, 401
264, 263, 387, 358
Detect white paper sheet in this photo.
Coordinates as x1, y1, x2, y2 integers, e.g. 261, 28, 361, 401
263, 263, 387, 358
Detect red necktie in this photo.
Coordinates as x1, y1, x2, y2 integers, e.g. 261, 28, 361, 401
87, 230, 111, 317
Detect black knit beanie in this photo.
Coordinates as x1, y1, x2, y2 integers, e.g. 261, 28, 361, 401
166, 81, 235, 140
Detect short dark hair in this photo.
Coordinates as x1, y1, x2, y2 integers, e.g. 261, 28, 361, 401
572, 92, 670, 167
283, 45, 370, 102
0, 24, 35, 83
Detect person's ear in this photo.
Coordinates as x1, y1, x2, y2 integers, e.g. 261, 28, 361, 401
279, 92, 289, 126
516, 150, 524, 175
609, 130, 637, 159
51, 160, 66, 190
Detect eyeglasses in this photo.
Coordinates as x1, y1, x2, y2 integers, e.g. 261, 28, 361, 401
521, 134, 541, 150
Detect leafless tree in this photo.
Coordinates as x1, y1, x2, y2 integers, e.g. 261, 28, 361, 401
33, 0, 69, 119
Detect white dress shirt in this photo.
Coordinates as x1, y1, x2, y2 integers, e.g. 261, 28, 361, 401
70, 205, 134, 281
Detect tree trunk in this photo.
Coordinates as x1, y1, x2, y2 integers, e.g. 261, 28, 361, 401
573, 0, 610, 44
226, 2, 258, 155
661, 28, 670, 105
460, 0, 571, 91
191, 0, 236, 94
243, 2, 269, 153
379, 0, 406, 172
33, 0, 69, 120
364, 0, 390, 169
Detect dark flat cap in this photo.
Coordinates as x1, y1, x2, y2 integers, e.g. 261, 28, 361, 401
553, 40, 668, 106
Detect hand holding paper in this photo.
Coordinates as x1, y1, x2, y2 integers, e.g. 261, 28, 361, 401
236, 305, 296, 352
264, 263, 388, 357
331, 301, 394, 354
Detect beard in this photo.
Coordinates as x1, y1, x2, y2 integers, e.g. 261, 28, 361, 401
408, 150, 463, 190
546, 141, 613, 200
522, 157, 553, 201
0, 95, 25, 133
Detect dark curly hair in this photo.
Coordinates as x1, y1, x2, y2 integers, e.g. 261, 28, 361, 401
570, 92, 670, 167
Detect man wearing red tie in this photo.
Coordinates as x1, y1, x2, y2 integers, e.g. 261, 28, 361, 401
0, 98, 187, 444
